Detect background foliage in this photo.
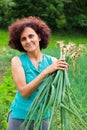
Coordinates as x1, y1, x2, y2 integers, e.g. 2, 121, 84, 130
0, 0, 87, 33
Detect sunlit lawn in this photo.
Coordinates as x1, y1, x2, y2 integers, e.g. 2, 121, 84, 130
0, 29, 87, 47
0, 29, 9, 46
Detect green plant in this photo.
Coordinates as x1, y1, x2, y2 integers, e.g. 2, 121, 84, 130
0, 69, 16, 130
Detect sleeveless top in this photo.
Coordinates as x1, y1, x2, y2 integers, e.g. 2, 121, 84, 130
10, 53, 53, 120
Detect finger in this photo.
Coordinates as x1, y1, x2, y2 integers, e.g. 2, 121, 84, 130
66, 63, 70, 71
57, 67, 65, 70
57, 63, 69, 70
57, 62, 67, 66
58, 59, 65, 62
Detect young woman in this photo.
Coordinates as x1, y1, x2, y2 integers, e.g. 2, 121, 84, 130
7, 16, 69, 130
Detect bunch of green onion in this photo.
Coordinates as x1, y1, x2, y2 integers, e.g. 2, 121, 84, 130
20, 42, 87, 130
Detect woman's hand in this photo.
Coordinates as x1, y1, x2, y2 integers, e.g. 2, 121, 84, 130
44, 59, 69, 75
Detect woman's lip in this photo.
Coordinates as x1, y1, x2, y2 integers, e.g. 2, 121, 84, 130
26, 45, 32, 48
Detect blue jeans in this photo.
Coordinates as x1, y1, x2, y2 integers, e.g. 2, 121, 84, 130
7, 111, 49, 130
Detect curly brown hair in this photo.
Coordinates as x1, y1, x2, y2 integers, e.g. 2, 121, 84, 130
8, 16, 51, 52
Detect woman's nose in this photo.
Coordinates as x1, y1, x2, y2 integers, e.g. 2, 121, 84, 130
26, 38, 31, 43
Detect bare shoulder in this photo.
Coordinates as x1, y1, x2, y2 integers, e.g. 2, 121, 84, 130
11, 56, 22, 67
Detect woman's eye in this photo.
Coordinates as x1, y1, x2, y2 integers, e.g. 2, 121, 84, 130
21, 37, 26, 42
28, 34, 34, 38
29, 34, 34, 38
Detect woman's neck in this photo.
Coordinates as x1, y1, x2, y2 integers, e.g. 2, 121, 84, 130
27, 50, 43, 62
27, 50, 43, 69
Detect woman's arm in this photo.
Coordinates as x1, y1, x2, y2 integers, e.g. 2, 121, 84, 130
11, 56, 68, 98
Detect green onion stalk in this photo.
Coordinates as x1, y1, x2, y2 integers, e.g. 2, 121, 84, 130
20, 42, 87, 130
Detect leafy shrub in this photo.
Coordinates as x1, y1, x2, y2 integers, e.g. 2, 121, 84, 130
0, 46, 19, 130
0, 46, 20, 73
0, 68, 16, 130
0, 0, 16, 28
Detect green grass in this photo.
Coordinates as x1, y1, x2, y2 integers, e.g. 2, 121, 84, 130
49, 32, 87, 47
0, 29, 9, 46
0, 29, 87, 47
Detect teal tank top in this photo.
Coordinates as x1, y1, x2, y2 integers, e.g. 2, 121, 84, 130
10, 53, 52, 120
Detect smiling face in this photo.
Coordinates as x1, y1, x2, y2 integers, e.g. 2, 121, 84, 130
20, 27, 41, 53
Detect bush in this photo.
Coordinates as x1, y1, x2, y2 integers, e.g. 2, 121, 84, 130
0, 46, 19, 130
0, 0, 16, 28
0, 69, 16, 130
